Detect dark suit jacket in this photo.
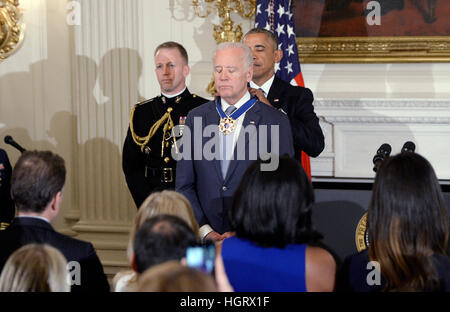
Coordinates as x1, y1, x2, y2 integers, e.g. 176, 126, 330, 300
267, 77, 324, 160
0, 149, 15, 224
176, 98, 295, 234
0, 217, 110, 292
337, 249, 450, 292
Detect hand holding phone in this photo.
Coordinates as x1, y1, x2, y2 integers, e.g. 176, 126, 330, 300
186, 240, 215, 274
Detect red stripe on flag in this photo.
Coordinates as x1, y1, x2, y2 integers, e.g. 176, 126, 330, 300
294, 72, 305, 88
301, 151, 311, 179
294, 72, 311, 179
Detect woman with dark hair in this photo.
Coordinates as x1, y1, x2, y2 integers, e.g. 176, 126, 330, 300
338, 152, 450, 292
220, 156, 336, 291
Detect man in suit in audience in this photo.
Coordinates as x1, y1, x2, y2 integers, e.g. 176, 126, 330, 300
176, 42, 294, 241
0, 148, 15, 229
0, 150, 110, 292
130, 214, 197, 274
243, 28, 324, 161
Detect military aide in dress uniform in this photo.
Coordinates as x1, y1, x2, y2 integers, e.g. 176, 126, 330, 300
0, 148, 15, 229
122, 41, 208, 208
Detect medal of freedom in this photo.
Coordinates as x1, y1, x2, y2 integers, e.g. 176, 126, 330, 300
216, 96, 257, 136
219, 117, 236, 135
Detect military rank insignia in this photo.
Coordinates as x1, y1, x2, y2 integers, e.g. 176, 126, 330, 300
179, 116, 186, 136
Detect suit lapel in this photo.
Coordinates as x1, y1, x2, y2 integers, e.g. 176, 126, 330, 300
267, 77, 285, 109
204, 103, 224, 181
224, 102, 261, 182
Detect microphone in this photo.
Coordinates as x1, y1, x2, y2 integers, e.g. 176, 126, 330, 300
372, 143, 391, 172
4, 135, 26, 153
401, 141, 415, 153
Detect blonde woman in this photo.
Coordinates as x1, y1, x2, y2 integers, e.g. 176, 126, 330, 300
0, 244, 69, 292
113, 190, 199, 291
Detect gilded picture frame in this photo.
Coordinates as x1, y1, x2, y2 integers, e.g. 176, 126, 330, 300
294, 0, 450, 63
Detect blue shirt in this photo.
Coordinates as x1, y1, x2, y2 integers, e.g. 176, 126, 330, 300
221, 236, 307, 292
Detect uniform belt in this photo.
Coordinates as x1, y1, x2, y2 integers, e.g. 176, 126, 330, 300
145, 167, 175, 183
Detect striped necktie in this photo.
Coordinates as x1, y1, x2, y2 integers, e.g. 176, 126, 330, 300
220, 105, 236, 179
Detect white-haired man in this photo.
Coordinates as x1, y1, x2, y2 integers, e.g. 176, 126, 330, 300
176, 42, 294, 241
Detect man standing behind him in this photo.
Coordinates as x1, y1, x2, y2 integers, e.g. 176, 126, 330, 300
244, 28, 324, 161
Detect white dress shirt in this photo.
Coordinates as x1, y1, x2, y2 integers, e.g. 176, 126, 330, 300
220, 91, 251, 154
249, 75, 275, 97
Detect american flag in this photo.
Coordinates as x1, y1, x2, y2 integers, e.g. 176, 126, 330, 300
255, 0, 311, 177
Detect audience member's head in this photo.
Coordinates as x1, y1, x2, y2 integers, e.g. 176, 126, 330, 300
132, 214, 197, 274
368, 152, 449, 291
137, 260, 217, 292
0, 244, 69, 292
127, 190, 199, 259
11, 150, 65, 220
229, 156, 322, 248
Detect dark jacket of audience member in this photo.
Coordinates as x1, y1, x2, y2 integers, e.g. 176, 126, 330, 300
338, 152, 450, 292
132, 214, 197, 274
221, 156, 336, 291
0, 150, 110, 292
0, 148, 15, 226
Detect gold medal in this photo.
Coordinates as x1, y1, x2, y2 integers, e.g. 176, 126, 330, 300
219, 117, 235, 135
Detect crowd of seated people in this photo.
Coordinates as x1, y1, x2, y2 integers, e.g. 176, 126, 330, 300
113, 190, 200, 291
0, 150, 448, 292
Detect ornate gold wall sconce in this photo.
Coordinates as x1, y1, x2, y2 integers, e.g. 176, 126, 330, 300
0, 0, 25, 62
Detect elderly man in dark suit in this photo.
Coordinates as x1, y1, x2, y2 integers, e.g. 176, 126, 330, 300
176, 42, 294, 242
0, 150, 110, 292
244, 28, 324, 162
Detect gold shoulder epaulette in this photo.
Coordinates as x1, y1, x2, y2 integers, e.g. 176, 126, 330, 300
135, 97, 156, 108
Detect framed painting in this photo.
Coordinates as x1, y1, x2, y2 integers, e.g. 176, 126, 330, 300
294, 0, 450, 63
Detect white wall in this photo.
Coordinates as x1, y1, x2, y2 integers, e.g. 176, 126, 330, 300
302, 63, 450, 99
0, 0, 73, 230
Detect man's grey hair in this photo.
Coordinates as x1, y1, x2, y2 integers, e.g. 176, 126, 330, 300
214, 42, 254, 69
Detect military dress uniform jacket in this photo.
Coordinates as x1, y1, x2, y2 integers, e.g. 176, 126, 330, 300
0, 149, 15, 228
122, 88, 208, 208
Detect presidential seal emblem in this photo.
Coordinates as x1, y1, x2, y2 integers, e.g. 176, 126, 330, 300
355, 212, 369, 252
219, 117, 235, 135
